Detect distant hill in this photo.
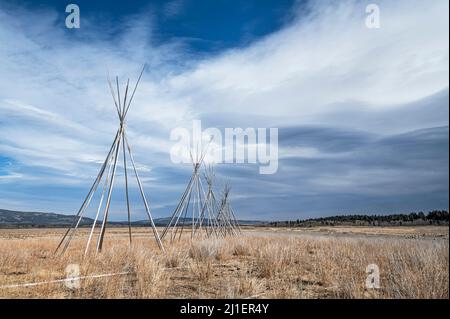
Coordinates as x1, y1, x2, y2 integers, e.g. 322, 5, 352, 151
0, 209, 97, 228
0, 209, 264, 228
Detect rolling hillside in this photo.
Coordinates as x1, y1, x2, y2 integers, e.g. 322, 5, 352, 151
0, 209, 264, 228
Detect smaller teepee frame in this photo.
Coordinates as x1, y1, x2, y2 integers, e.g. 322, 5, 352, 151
55, 66, 164, 255
216, 184, 241, 237
193, 166, 221, 238
160, 145, 215, 241
161, 141, 241, 241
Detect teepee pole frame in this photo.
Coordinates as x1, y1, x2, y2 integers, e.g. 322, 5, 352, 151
55, 65, 164, 255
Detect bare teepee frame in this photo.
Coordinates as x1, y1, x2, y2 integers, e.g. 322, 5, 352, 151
216, 184, 241, 237
161, 144, 241, 241
55, 66, 164, 255
160, 145, 215, 241
194, 166, 221, 238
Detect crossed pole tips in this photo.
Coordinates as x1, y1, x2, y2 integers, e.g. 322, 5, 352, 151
55, 65, 165, 256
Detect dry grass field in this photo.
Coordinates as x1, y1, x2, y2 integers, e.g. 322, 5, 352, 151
0, 226, 448, 299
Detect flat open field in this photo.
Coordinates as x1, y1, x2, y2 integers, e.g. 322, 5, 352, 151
0, 226, 448, 299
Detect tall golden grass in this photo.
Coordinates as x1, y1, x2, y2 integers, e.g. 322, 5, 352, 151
0, 228, 447, 298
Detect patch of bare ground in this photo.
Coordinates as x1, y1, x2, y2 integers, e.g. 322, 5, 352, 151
0, 227, 448, 298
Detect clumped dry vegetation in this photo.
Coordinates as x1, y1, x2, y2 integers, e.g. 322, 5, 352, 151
0, 228, 448, 299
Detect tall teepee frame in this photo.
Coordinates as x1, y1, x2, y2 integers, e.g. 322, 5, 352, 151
55, 66, 164, 255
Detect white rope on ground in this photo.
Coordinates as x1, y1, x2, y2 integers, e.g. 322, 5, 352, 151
0, 271, 130, 289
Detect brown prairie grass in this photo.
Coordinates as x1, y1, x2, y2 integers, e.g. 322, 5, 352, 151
0, 227, 447, 299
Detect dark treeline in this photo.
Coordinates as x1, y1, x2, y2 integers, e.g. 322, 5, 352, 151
268, 210, 449, 227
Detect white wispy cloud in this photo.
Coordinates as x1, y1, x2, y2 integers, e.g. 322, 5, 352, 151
168, 0, 448, 126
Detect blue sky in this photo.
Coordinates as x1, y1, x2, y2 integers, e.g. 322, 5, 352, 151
0, 0, 448, 220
